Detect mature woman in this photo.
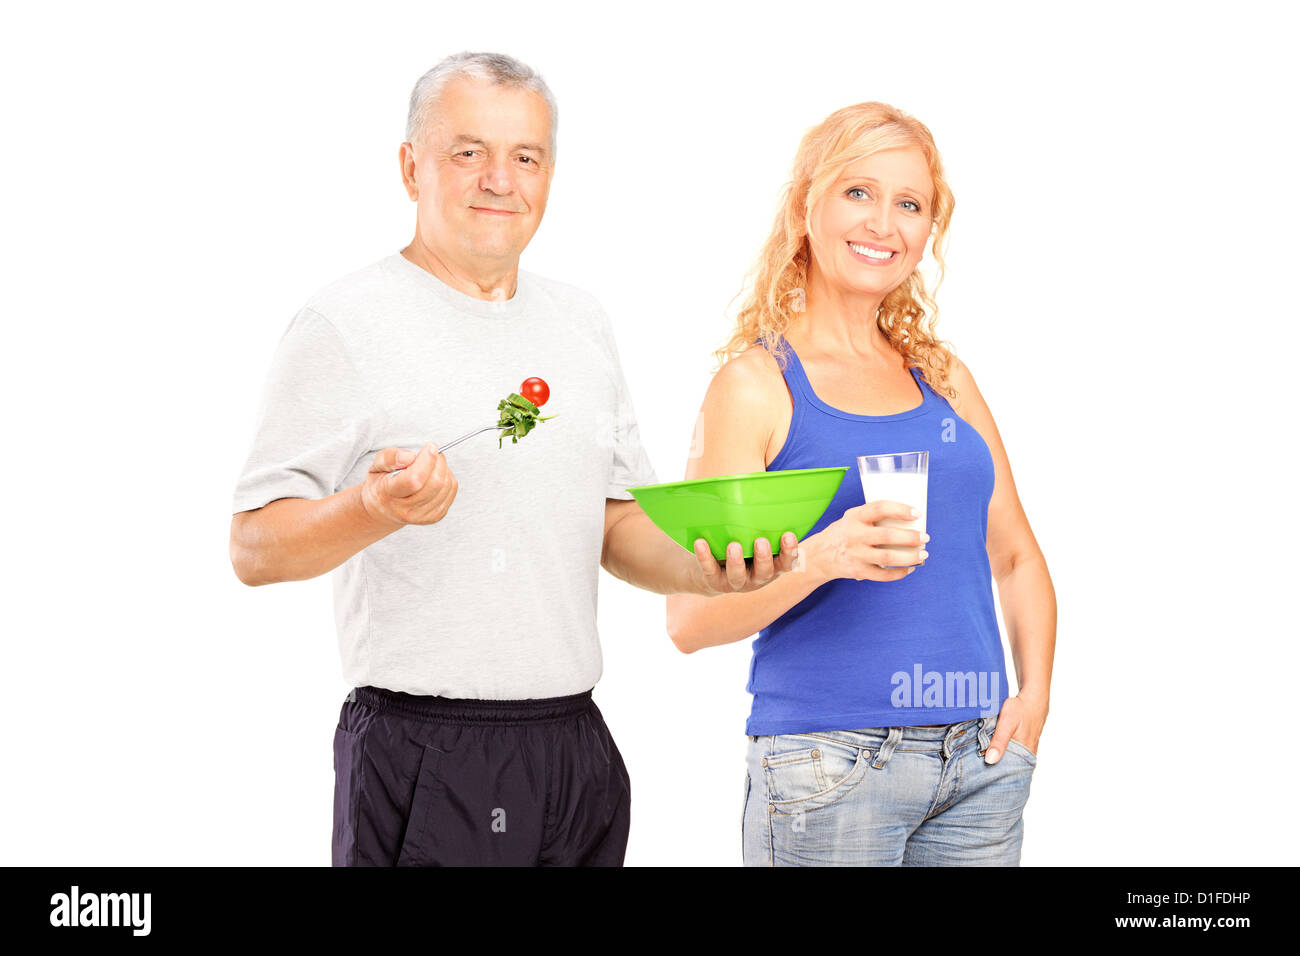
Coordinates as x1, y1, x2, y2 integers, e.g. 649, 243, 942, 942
667, 102, 1057, 866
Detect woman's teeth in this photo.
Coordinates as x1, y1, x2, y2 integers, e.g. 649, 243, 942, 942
848, 242, 895, 260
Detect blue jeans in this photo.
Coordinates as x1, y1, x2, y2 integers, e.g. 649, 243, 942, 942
741, 716, 1036, 866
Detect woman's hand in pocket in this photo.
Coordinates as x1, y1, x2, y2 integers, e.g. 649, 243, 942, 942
985, 693, 1048, 764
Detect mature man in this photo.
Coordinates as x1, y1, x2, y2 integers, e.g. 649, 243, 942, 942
229, 52, 799, 866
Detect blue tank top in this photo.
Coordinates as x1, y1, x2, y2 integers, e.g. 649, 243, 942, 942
746, 335, 1009, 735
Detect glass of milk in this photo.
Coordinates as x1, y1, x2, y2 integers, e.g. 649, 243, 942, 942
856, 451, 929, 569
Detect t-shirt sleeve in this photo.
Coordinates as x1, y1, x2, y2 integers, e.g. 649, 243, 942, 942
596, 306, 659, 500
231, 307, 377, 515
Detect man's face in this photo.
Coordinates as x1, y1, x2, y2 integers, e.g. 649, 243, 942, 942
401, 76, 554, 269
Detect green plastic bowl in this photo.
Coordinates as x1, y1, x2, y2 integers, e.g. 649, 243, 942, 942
626, 466, 848, 561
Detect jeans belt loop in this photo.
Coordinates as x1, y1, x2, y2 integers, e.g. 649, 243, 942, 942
872, 727, 904, 769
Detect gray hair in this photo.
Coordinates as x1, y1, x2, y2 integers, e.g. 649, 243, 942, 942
405, 51, 558, 159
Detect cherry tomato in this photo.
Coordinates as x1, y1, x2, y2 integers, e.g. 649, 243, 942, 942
520, 377, 550, 407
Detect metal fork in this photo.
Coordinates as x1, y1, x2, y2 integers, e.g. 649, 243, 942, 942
387, 424, 513, 476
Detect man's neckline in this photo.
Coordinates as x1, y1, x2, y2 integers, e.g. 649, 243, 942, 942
387, 251, 533, 319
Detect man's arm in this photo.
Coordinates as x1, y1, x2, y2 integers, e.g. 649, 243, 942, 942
600, 498, 800, 597
230, 485, 402, 587
230, 442, 454, 587
600, 499, 700, 595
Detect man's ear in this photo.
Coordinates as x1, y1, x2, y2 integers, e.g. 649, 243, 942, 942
399, 142, 419, 201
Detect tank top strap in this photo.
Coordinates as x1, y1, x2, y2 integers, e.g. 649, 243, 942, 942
758, 335, 935, 418
755, 334, 815, 411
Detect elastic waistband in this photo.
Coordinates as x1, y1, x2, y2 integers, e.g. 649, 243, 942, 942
352, 685, 594, 724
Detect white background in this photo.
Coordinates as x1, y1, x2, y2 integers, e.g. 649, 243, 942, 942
3, 0, 1297, 866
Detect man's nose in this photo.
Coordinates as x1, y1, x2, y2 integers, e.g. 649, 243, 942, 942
478, 155, 516, 196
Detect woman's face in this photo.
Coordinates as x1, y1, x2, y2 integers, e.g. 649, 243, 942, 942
806, 146, 935, 302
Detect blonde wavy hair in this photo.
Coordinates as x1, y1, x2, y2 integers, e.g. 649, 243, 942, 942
714, 102, 959, 400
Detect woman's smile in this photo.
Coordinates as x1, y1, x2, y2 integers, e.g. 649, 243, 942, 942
846, 240, 898, 264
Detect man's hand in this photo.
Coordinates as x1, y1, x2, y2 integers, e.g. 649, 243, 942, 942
984, 693, 1048, 764
360, 443, 459, 528
691, 533, 803, 595
601, 499, 805, 597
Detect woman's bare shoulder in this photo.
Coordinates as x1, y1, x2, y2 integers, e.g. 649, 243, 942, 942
690, 344, 792, 475
942, 351, 974, 418
711, 343, 789, 400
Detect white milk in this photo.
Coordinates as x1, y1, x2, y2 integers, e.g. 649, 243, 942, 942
858, 469, 928, 566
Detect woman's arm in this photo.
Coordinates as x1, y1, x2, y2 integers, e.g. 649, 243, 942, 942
948, 356, 1056, 752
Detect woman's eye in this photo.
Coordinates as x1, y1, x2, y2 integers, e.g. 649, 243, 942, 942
847, 187, 868, 200
901, 199, 921, 212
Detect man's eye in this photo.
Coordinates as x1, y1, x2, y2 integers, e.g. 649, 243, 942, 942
517, 155, 534, 164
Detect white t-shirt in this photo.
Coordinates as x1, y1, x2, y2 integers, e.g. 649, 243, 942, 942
231, 251, 659, 699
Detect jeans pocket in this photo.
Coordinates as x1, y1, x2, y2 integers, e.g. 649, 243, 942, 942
762, 735, 870, 814
1004, 737, 1038, 768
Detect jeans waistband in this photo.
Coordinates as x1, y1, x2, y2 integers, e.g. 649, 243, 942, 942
351, 685, 594, 724
845, 717, 992, 743
752, 717, 997, 768
762, 717, 994, 748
